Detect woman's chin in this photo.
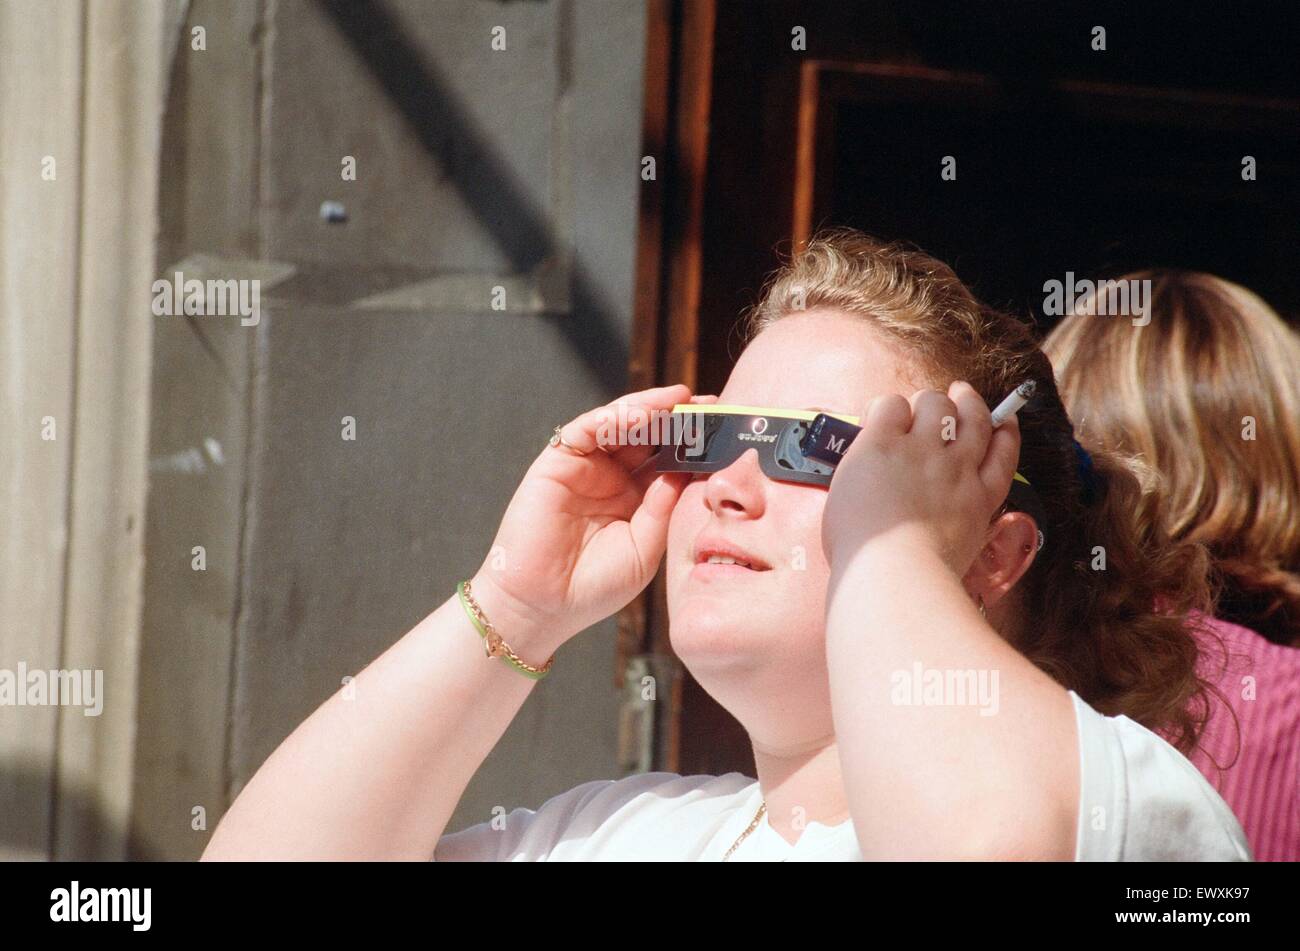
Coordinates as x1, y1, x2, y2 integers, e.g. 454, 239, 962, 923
668, 612, 776, 670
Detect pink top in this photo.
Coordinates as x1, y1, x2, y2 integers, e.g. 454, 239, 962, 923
1179, 614, 1300, 861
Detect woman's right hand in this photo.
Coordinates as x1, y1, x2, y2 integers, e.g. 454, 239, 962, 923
468, 384, 714, 656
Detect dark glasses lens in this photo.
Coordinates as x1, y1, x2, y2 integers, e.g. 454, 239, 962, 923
671, 411, 728, 462
772, 421, 836, 480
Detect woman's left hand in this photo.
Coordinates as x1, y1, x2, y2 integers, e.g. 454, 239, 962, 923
821, 380, 1021, 576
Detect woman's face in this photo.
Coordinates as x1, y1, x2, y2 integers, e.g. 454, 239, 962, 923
665, 309, 921, 724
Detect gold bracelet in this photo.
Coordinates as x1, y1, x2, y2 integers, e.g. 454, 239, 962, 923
457, 579, 555, 680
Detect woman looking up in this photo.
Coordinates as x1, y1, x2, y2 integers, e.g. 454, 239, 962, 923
203, 231, 1248, 861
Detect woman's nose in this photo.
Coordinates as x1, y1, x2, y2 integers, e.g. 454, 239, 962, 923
703, 449, 766, 517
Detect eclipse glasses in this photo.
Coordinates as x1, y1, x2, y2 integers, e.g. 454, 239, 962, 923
650, 398, 1047, 544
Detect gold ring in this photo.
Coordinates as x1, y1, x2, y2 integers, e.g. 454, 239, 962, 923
549, 425, 592, 456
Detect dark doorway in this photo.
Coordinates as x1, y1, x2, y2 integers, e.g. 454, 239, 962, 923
818, 66, 1300, 328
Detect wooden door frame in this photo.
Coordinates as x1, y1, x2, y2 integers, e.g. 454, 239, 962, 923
617, 0, 717, 776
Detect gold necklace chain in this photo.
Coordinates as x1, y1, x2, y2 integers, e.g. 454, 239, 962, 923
722, 799, 767, 861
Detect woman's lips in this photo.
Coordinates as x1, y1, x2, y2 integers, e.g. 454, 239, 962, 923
689, 560, 769, 580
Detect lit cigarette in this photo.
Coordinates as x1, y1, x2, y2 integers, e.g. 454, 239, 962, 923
989, 380, 1036, 427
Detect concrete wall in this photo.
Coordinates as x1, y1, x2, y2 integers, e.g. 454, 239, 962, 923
132, 0, 647, 859
1, 0, 165, 861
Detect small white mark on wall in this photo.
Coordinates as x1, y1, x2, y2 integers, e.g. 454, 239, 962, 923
150, 438, 225, 474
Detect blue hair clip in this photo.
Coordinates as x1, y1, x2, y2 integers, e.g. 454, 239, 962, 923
1072, 439, 1097, 503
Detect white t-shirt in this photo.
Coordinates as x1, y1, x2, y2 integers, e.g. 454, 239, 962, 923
433, 691, 1252, 861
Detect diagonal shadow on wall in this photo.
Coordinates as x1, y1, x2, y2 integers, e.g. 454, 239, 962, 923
318, 0, 634, 394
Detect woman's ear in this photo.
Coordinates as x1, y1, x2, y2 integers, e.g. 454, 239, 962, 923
962, 511, 1038, 610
